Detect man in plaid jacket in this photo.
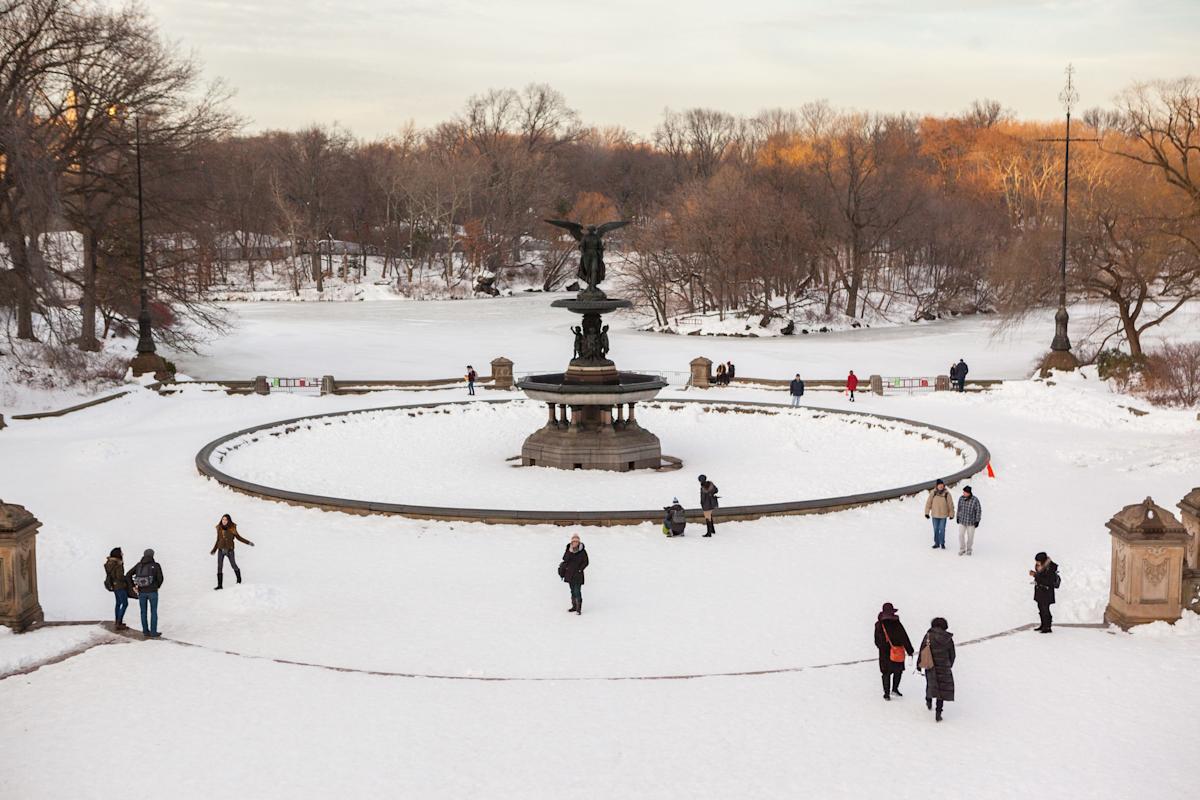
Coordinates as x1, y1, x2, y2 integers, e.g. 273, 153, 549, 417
956, 486, 982, 556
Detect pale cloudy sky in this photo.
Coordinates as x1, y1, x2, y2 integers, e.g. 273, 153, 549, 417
144, 0, 1199, 138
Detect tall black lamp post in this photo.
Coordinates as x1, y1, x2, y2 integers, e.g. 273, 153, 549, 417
129, 116, 169, 378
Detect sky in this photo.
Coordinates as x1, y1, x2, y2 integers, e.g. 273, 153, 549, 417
143, 0, 1200, 139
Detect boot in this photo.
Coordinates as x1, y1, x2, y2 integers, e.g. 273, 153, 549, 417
574, 600, 582, 615
926, 698, 932, 710
881, 675, 890, 700
703, 519, 715, 537
935, 708, 943, 722
235, 569, 242, 584
214, 573, 223, 591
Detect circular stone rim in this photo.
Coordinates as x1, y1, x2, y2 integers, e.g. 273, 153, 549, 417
195, 398, 991, 526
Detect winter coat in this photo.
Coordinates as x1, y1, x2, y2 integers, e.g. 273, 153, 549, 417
560, 544, 589, 585
126, 556, 164, 592
789, 379, 805, 397
956, 361, 968, 379
212, 523, 253, 554
847, 373, 859, 391
874, 617, 914, 674
925, 489, 955, 519
467, 369, 477, 383
727, 363, 736, 380
666, 503, 687, 535
104, 557, 128, 592
956, 495, 982, 527
700, 481, 720, 511
920, 628, 956, 701
1034, 561, 1058, 604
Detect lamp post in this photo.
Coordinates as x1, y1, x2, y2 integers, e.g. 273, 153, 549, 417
128, 115, 169, 378
1039, 65, 1096, 374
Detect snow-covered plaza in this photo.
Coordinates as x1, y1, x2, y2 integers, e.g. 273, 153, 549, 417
1, 299, 1198, 798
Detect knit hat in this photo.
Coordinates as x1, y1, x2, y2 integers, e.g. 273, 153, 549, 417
1034, 552, 1048, 563
935, 478, 945, 487
698, 474, 706, 483
672, 497, 679, 504
143, 548, 155, 559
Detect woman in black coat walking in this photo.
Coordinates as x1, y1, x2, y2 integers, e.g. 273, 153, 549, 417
698, 474, 719, 537
559, 534, 589, 614
918, 617, 956, 722
873, 602, 914, 700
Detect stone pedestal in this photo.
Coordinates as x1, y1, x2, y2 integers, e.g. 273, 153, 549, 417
935, 375, 950, 392
320, 375, 336, 396
0, 499, 45, 632
1040, 349, 1080, 377
690, 357, 712, 389
869, 374, 884, 395
1178, 488, 1200, 614
129, 351, 171, 380
1104, 497, 1189, 629
490, 357, 514, 390
254, 375, 270, 395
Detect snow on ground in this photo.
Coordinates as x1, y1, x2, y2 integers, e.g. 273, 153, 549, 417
0, 625, 110, 676
215, 400, 973, 509
1, 307, 1199, 798
165, 294, 1200, 381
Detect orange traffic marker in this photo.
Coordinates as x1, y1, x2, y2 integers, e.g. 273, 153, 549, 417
986, 462, 996, 478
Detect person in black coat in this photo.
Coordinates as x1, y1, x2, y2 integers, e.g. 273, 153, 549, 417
788, 374, 805, 407
559, 534, 589, 614
698, 474, 719, 537
873, 602, 913, 700
918, 617, 956, 722
1030, 551, 1059, 632
953, 359, 969, 392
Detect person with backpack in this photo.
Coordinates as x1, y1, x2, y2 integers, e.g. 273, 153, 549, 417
924, 479, 955, 550
126, 549, 164, 638
1030, 552, 1060, 633
874, 602, 914, 700
103, 547, 131, 630
558, 534, 589, 614
211, 514, 255, 590
663, 498, 687, 537
956, 486, 982, 556
788, 374, 805, 407
698, 474, 719, 537
846, 370, 859, 402
917, 617, 956, 722
466, 365, 477, 396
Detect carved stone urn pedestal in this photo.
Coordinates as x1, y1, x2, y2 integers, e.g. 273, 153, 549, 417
1104, 497, 1189, 630
0, 499, 45, 632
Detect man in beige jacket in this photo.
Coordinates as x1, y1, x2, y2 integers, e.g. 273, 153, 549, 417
924, 479, 955, 550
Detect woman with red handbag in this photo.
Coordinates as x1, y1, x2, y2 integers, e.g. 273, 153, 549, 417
873, 602, 914, 700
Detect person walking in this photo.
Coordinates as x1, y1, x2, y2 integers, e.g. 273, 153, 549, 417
726, 361, 736, 384
698, 474, 719, 536
846, 370, 859, 402
953, 359, 968, 392
874, 602, 913, 700
956, 486, 982, 556
788, 374, 805, 407
211, 514, 255, 590
918, 617, 956, 722
103, 547, 131, 630
663, 497, 687, 537
924, 479, 955, 549
466, 365, 477, 396
559, 534, 589, 614
1030, 552, 1060, 632
126, 549, 164, 638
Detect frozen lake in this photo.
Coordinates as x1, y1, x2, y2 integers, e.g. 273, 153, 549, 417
163, 294, 1200, 381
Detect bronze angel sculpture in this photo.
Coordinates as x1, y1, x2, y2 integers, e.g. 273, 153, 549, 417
545, 219, 630, 295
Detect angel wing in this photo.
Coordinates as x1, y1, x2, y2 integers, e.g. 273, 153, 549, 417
595, 220, 631, 236
544, 219, 584, 241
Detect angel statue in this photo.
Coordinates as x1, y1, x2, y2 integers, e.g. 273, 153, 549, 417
544, 219, 630, 296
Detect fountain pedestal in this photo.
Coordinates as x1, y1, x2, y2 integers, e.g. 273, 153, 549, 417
517, 296, 667, 471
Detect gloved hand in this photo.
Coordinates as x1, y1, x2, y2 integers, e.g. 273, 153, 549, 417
924, 514, 930, 519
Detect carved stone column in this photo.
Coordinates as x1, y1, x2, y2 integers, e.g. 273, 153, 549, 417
1104, 497, 1189, 630
690, 357, 712, 389
1178, 488, 1200, 613
490, 357, 514, 390
869, 374, 884, 396
0, 499, 45, 632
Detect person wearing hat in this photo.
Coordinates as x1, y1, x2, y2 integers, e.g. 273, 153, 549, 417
558, 534, 589, 614
956, 486, 982, 556
917, 617, 956, 722
924, 479, 955, 549
125, 548, 164, 638
874, 602, 914, 700
698, 475, 719, 537
1029, 552, 1059, 632
663, 497, 687, 537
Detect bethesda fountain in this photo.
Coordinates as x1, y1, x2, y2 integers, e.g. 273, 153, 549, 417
517, 219, 669, 471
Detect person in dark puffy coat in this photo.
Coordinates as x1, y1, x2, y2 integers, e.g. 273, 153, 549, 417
873, 602, 914, 700
559, 534, 589, 614
211, 514, 254, 591
788, 374, 805, 407
126, 548, 164, 638
918, 617, 956, 722
663, 498, 687, 537
698, 474, 719, 537
103, 547, 130, 630
1030, 552, 1059, 632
